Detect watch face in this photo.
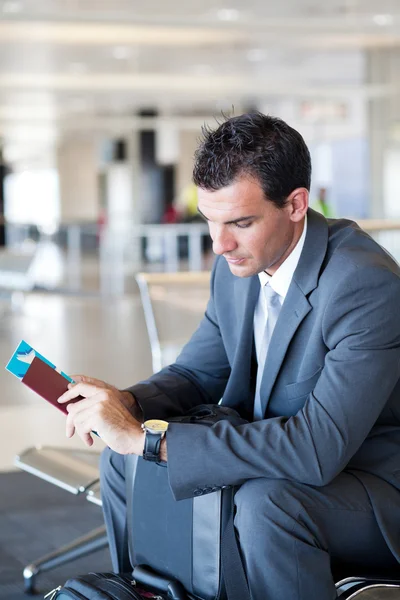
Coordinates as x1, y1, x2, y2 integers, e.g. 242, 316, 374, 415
144, 419, 169, 434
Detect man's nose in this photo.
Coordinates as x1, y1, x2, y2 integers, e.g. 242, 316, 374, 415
211, 226, 237, 256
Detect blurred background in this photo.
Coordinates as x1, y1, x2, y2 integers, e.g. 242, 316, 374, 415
1, 0, 400, 295
1, 0, 400, 596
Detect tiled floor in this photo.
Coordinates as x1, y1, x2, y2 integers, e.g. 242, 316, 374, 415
0, 292, 154, 472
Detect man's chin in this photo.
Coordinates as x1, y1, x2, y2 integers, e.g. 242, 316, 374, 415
226, 259, 255, 278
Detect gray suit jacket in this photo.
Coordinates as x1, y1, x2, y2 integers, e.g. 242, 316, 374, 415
129, 209, 400, 559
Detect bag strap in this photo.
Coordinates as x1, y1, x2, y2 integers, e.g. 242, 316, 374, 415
221, 492, 251, 600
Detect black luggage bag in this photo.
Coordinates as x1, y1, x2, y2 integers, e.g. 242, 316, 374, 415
47, 571, 400, 600
125, 405, 250, 600
45, 570, 188, 599
46, 405, 250, 600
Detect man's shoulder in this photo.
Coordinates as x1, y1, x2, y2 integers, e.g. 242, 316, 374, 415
325, 217, 400, 277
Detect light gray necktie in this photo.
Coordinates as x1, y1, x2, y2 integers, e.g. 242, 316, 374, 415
253, 284, 282, 420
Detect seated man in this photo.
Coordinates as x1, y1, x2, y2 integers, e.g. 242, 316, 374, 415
58, 113, 400, 600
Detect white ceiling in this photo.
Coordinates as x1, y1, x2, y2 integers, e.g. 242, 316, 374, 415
0, 0, 400, 163
1, 0, 399, 21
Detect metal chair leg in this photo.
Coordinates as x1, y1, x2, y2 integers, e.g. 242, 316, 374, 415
23, 525, 108, 594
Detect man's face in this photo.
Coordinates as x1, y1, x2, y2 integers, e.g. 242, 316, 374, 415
197, 177, 306, 278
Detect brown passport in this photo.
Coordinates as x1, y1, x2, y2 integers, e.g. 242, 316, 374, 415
21, 356, 83, 415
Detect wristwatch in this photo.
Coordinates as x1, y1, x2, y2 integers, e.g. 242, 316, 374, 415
142, 419, 169, 462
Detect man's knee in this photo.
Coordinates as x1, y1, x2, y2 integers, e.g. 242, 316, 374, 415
100, 446, 112, 480
100, 447, 126, 487
235, 478, 302, 513
234, 478, 305, 538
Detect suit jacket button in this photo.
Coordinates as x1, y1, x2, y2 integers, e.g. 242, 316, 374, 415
193, 489, 203, 497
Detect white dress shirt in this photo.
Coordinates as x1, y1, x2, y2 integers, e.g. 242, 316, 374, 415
253, 216, 308, 417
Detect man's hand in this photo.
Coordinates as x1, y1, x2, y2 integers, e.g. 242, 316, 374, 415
68, 375, 143, 421
160, 437, 168, 462
58, 379, 145, 455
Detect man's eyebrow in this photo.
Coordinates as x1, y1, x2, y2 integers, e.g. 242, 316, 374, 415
197, 207, 256, 225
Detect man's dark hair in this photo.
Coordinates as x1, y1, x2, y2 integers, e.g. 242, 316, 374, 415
193, 112, 312, 208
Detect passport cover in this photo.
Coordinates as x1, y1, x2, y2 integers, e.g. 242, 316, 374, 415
6, 340, 81, 415
21, 355, 83, 415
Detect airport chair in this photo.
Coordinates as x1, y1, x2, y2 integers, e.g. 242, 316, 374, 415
135, 271, 211, 373
14, 446, 107, 594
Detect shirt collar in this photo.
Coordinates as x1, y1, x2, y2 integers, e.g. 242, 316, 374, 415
258, 215, 307, 299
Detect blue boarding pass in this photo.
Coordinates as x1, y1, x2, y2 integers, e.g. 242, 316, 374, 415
6, 339, 74, 382
6, 340, 99, 437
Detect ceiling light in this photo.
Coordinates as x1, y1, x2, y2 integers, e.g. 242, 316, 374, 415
372, 14, 393, 26
112, 46, 131, 60
217, 8, 239, 21
2, 1, 22, 13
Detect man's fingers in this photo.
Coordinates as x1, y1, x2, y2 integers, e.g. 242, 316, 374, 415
66, 408, 94, 447
70, 374, 85, 384
66, 395, 101, 415
65, 412, 76, 438
70, 375, 111, 389
83, 433, 94, 447
77, 430, 94, 447
58, 382, 100, 403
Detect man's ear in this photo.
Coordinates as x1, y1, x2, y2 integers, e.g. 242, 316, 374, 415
287, 188, 309, 223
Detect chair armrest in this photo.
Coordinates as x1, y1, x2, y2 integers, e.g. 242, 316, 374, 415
86, 481, 102, 507
14, 446, 101, 494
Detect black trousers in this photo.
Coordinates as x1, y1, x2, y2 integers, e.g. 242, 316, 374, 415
100, 447, 398, 600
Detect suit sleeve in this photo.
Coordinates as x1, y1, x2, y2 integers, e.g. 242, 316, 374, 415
166, 260, 400, 500
126, 257, 232, 421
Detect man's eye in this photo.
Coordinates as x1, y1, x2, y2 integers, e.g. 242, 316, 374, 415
235, 222, 252, 229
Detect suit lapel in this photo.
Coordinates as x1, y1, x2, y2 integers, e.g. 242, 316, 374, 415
259, 209, 329, 416
224, 275, 259, 417
259, 282, 311, 414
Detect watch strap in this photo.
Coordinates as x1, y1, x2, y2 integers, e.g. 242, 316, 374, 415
143, 431, 163, 462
